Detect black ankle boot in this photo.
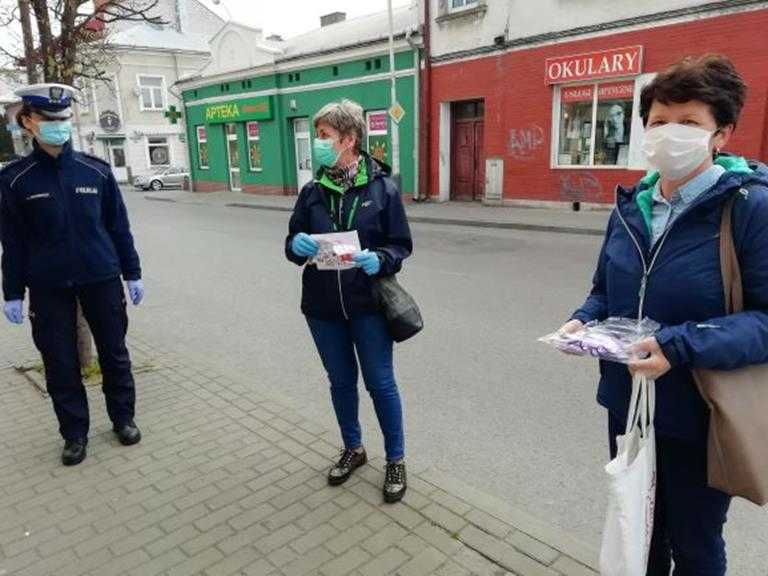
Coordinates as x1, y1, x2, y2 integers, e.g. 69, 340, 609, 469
62, 438, 87, 466
383, 461, 407, 503
113, 420, 142, 446
328, 448, 367, 486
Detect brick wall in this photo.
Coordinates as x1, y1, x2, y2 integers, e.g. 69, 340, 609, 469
242, 184, 297, 195
192, 180, 224, 193
429, 9, 768, 203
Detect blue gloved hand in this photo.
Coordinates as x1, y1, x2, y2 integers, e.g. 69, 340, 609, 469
291, 233, 319, 258
353, 250, 381, 276
3, 300, 24, 325
126, 280, 145, 306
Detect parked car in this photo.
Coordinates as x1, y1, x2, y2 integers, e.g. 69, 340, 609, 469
133, 166, 190, 191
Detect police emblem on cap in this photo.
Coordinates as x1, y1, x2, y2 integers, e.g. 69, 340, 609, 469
49, 86, 64, 102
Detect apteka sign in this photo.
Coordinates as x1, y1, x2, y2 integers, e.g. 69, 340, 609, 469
545, 46, 643, 85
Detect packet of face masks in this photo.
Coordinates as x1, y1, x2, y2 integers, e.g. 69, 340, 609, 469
310, 231, 361, 270
539, 317, 660, 364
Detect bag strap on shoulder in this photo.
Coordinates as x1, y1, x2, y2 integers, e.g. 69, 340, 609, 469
719, 191, 744, 314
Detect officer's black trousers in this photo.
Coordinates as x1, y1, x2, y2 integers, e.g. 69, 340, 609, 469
29, 277, 136, 440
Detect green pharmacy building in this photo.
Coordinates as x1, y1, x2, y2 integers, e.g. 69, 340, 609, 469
177, 7, 421, 196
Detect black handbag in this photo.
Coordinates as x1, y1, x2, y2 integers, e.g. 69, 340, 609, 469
372, 275, 424, 343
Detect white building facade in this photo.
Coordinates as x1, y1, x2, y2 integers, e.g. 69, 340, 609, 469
73, 0, 223, 182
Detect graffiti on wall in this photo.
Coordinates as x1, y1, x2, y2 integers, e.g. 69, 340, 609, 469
559, 173, 604, 203
507, 124, 546, 161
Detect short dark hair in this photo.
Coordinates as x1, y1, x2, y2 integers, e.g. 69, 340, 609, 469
15, 102, 36, 130
639, 54, 747, 128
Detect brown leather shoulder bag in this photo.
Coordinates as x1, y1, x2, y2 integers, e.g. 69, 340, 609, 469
692, 191, 768, 506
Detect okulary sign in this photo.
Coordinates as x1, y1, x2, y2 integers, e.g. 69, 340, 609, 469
546, 46, 643, 84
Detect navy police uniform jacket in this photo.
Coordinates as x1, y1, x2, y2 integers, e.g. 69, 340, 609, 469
285, 152, 412, 320
572, 155, 768, 444
0, 141, 141, 301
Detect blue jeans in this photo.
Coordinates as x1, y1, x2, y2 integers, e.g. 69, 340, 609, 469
609, 414, 731, 576
307, 314, 405, 462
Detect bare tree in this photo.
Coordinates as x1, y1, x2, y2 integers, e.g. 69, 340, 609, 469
2, 0, 167, 85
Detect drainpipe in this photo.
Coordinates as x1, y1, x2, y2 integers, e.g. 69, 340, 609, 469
406, 26, 421, 201
418, 0, 432, 202
387, 0, 400, 183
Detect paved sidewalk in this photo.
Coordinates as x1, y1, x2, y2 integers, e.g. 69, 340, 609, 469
0, 327, 598, 576
141, 190, 610, 237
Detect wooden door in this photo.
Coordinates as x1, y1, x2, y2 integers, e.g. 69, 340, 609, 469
451, 121, 476, 201
450, 100, 485, 201
473, 121, 485, 201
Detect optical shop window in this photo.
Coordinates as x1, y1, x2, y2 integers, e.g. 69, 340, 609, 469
553, 73, 655, 169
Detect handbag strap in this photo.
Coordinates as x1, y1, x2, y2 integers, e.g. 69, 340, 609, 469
719, 191, 744, 314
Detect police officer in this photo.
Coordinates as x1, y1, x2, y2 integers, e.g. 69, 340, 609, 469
0, 84, 145, 466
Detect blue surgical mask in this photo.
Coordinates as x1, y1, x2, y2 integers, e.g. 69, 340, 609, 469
37, 120, 72, 146
313, 137, 341, 168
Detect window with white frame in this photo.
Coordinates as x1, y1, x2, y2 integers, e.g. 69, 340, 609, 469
449, 0, 479, 12
554, 75, 654, 169
147, 136, 170, 166
246, 122, 262, 171
196, 126, 209, 170
138, 75, 166, 111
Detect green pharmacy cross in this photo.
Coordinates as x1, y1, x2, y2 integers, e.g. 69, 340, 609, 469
165, 105, 183, 124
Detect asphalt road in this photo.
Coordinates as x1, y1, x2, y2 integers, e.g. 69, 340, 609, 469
119, 191, 767, 574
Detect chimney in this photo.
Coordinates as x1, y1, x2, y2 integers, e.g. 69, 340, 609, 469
320, 12, 346, 27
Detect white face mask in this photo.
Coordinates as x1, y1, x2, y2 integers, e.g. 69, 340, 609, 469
642, 123, 714, 180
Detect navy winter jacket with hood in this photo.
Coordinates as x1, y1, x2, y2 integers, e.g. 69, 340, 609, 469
285, 152, 412, 320
572, 155, 768, 444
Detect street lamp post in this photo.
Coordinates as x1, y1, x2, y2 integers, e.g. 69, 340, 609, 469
387, 0, 400, 181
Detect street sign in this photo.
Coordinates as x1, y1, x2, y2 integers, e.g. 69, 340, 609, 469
388, 102, 405, 124
165, 105, 183, 124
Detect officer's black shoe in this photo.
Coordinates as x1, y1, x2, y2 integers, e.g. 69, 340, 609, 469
62, 438, 87, 466
113, 420, 142, 446
383, 461, 407, 504
328, 448, 367, 486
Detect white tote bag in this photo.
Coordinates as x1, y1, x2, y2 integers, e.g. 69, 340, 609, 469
600, 374, 657, 576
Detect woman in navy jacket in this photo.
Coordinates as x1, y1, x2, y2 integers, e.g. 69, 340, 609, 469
562, 55, 768, 575
285, 99, 412, 503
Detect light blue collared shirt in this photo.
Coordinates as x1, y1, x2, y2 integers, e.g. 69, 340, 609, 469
651, 165, 726, 245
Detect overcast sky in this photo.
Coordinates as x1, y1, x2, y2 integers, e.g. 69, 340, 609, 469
201, 0, 413, 39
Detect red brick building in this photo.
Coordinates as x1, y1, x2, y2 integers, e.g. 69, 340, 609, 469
421, 1, 768, 205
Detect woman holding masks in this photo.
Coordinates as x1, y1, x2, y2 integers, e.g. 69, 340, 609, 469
562, 55, 768, 575
285, 99, 412, 503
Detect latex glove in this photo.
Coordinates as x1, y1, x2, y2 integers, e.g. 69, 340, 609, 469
554, 319, 585, 356
353, 250, 381, 276
558, 319, 584, 335
3, 300, 23, 324
126, 280, 145, 306
291, 233, 319, 258
628, 337, 671, 380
